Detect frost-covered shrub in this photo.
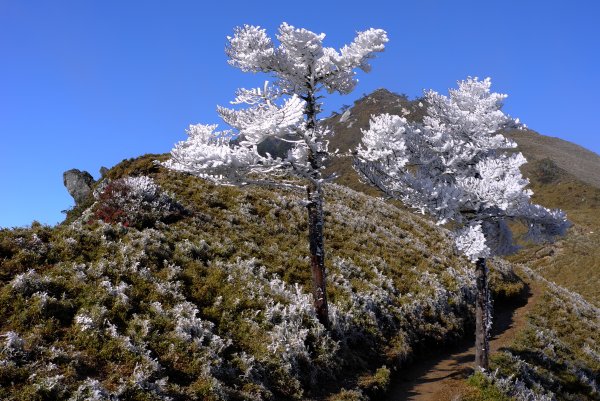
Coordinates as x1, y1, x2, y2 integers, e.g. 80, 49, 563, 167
31, 372, 67, 399
172, 301, 219, 345
30, 291, 59, 312
69, 379, 113, 401
208, 257, 339, 391
92, 176, 186, 228
265, 284, 323, 372
480, 368, 556, 401
327, 253, 476, 354
10, 269, 50, 296
100, 279, 130, 305
74, 306, 108, 333
1, 331, 25, 361
328, 257, 400, 339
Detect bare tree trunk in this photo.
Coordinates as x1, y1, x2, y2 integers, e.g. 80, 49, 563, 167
307, 183, 329, 328
475, 257, 490, 370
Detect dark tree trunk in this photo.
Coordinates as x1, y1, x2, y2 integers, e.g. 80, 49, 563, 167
303, 68, 329, 328
475, 257, 490, 370
307, 183, 329, 328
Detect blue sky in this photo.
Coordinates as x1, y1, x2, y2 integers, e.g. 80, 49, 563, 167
1, 0, 599, 228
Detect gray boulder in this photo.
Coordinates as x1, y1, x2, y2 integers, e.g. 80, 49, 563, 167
63, 169, 95, 205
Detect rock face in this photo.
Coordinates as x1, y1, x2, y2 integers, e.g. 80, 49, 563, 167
63, 169, 95, 205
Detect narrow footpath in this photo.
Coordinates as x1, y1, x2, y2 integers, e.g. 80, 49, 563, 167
386, 283, 540, 401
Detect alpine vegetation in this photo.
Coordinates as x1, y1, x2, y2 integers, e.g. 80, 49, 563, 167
354, 77, 569, 369
481, 265, 600, 400
91, 176, 186, 229
163, 22, 388, 327
0, 157, 497, 400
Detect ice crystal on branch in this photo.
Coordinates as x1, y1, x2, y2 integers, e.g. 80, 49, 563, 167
217, 93, 305, 145
225, 23, 387, 96
455, 223, 490, 262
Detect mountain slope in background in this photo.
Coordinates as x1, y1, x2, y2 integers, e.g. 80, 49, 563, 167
325, 88, 600, 192
505, 128, 600, 189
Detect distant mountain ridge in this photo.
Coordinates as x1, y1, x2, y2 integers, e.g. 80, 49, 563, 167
505, 128, 600, 189
325, 88, 600, 190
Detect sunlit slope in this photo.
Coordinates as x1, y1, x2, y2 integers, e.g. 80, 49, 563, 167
1, 154, 524, 400
506, 128, 600, 189
507, 158, 600, 306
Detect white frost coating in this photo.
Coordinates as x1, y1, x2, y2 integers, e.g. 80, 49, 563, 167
218, 93, 305, 145
69, 378, 113, 401
356, 77, 568, 261
10, 268, 48, 294
165, 124, 271, 178
455, 224, 490, 262
356, 113, 410, 166
225, 23, 387, 96
164, 22, 388, 185
1, 331, 25, 359
74, 314, 95, 332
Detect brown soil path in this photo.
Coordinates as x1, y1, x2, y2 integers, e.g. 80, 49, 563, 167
385, 283, 540, 401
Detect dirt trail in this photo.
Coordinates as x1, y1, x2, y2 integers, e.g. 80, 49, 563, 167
386, 283, 540, 401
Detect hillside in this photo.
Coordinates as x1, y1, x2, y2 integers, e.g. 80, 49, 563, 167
1, 89, 599, 400
2, 154, 521, 400
505, 129, 600, 189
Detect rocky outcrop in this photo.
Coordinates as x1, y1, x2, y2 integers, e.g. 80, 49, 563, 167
63, 169, 95, 205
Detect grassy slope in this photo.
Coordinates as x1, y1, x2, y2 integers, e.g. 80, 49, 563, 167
1, 154, 521, 401
487, 266, 600, 400
507, 159, 600, 306
505, 129, 600, 189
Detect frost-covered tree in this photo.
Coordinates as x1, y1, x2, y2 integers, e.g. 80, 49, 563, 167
354, 77, 568, 369
164, 23, 388, 327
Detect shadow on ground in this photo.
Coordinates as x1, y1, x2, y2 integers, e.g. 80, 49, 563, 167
385, 284, 535, 401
